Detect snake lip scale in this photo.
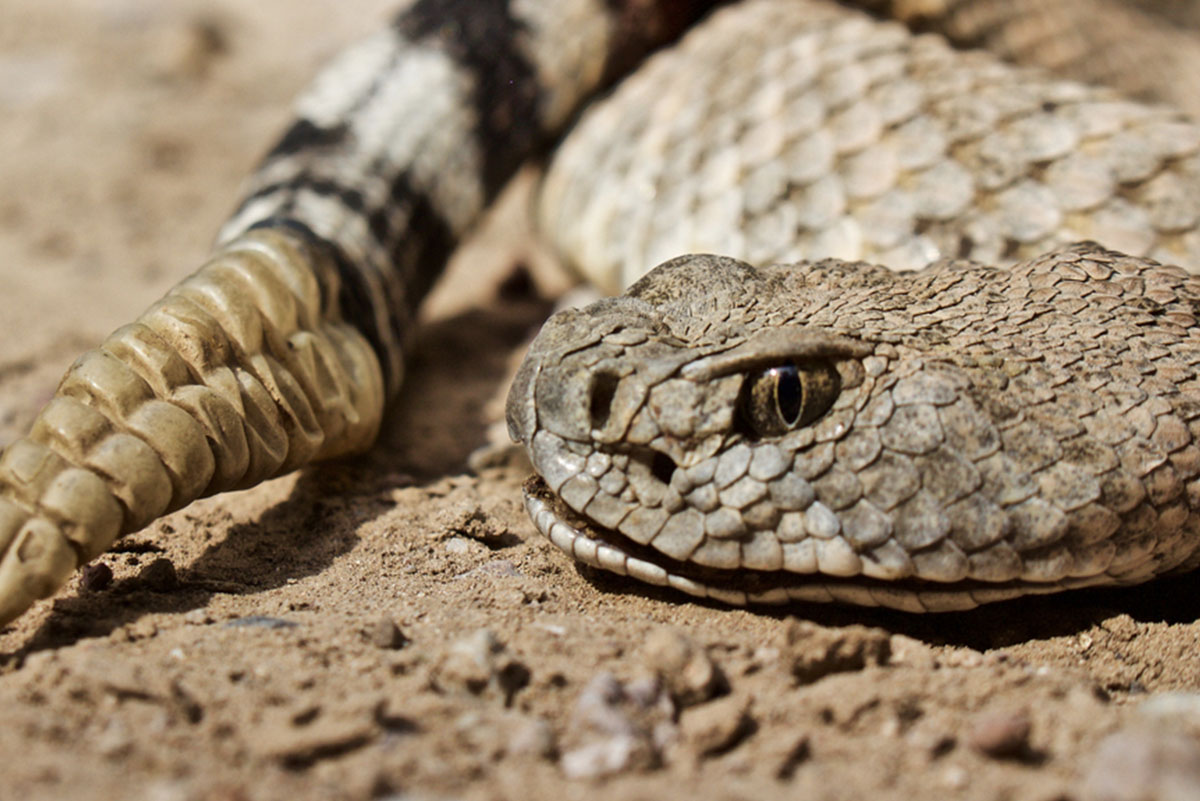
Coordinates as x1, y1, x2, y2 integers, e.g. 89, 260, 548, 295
522, 476, 1114, 613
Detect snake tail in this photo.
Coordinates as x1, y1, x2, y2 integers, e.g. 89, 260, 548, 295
0, 228, 384, 625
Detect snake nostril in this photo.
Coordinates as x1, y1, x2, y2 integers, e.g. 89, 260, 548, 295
650, 450, 676, 485
589, 370, 619, 430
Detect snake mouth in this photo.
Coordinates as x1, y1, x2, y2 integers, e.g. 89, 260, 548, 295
522, 476, 1112, 613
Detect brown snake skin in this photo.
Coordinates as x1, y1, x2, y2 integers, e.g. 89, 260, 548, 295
4, 0, 1200, 623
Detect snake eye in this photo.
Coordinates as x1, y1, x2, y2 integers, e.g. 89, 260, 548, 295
739, 362, 841, 438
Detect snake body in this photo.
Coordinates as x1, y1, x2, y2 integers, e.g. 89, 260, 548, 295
509, 245, 1200, 612
3, 0, 1200, 623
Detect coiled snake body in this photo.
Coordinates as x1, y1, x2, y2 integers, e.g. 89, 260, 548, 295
4, 0, 1200, 622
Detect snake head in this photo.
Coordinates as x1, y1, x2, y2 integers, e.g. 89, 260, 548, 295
508, 246, 1200, 611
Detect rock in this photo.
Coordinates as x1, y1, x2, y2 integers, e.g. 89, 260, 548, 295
138, 558, 179, 592
559, 673, 675, 778
678, 693, 754, 758
572, 673, 666, 737
438, 629, 501, 692
779, 620, 891, 684
368, 617, 409, 650
434, 629, 530, 703
966, 708, 1032, 759
433, 488, 511, 545
640, 628, 726, 708
80, 561, 113, 592
444, 536, 476, 555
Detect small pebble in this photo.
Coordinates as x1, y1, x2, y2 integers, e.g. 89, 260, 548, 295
679, 693, 754, 758
967, 708, 1032, 759
139, 558, 179, 592
560, 672, 673, 778
80, 562, 113, 592
441, 629, 504, 693
435, 493, 508, 543
368, 617, 409, 650
573, 674, 638, 736
640, 629, 725, 708
436, 629, 530, 702
781, 620, 891, 684
444, 536, 475, 555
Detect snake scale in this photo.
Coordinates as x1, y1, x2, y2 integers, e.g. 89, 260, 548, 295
4, 0, 1200, 623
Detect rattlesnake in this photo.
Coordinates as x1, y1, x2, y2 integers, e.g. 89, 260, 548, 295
3, 0, 1200, 623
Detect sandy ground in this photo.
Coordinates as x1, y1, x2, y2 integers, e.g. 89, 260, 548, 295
3, 2, 1200, 800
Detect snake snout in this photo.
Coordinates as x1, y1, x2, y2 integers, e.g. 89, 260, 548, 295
521, 360, 639, 444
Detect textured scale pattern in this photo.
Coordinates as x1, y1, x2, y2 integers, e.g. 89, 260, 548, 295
541, 0, 1200, 292
5, 0, 1200, 623
0, 229, 383, 623
214, 0, 699, 397
508, 245, 1200, 611
866, 0, 1200, 117
0, 0, 706, 626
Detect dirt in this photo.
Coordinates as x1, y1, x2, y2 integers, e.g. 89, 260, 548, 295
3, 3, 1200, 800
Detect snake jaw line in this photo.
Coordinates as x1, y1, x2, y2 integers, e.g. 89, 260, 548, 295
521, 474, 1120, 613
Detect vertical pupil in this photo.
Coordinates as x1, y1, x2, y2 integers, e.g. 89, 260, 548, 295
774, 365, 803, 426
